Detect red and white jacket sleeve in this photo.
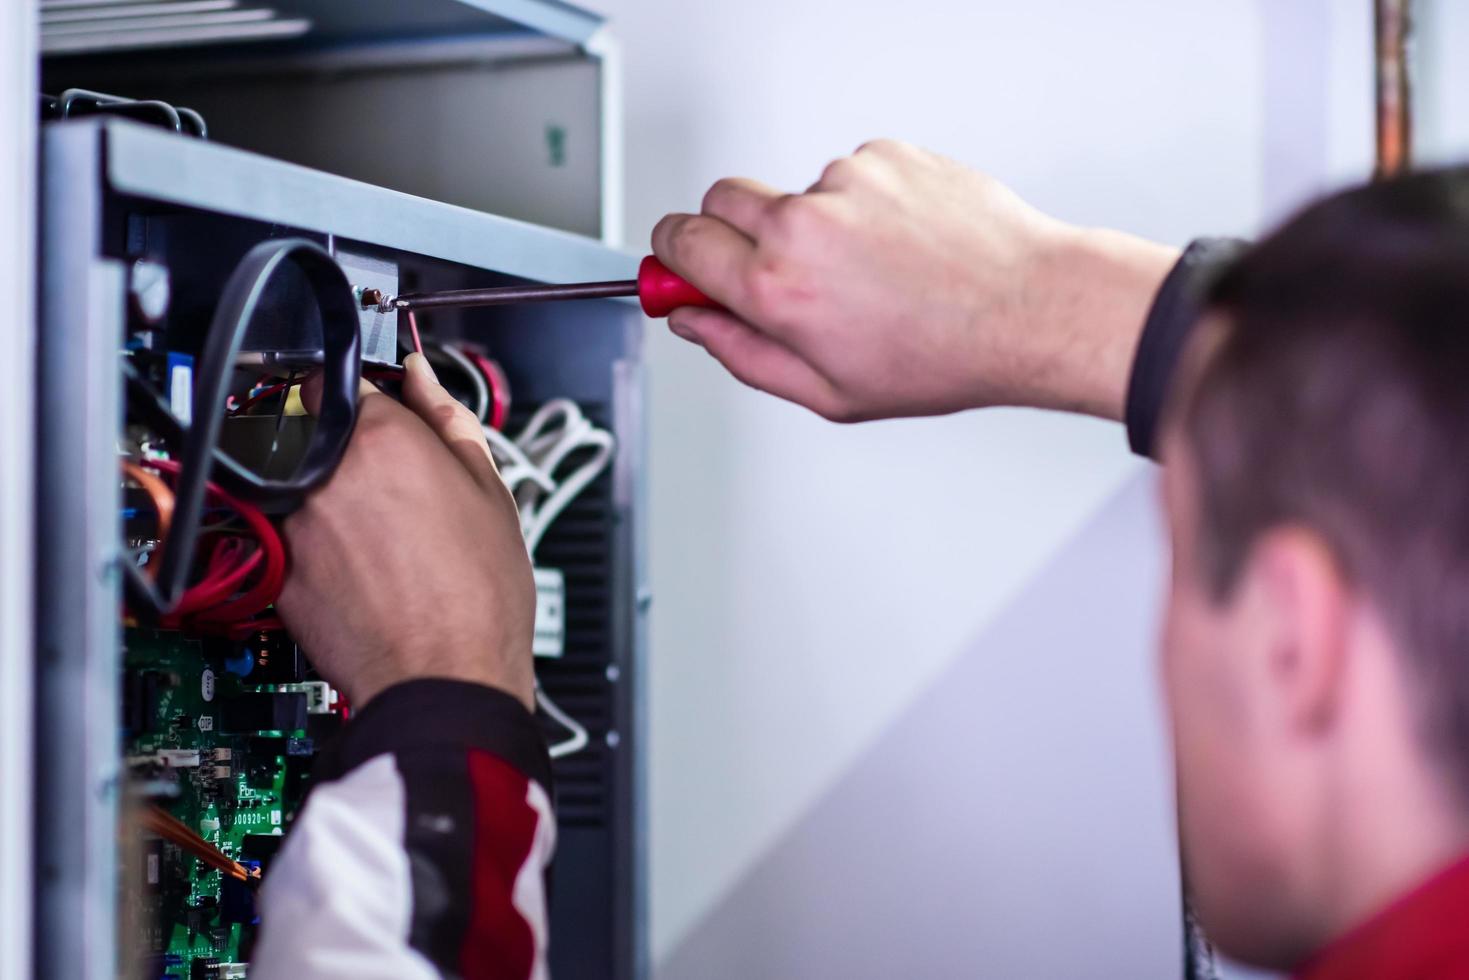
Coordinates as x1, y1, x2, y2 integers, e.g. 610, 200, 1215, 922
250, 678, 556, 980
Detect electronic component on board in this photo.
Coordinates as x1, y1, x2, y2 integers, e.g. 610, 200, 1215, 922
218, 693, 308, 734
219, 863, 259, 925
249, 633, 304, 684
240, 834, 285, 874
124, 670, 178, 735
277, 681, 337, 715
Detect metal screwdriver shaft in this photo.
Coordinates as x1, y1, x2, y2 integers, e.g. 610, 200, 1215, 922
392, 279, 637, 312
367, 256, 721, 319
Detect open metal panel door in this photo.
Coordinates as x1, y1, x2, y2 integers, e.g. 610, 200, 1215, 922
0, 3, 37, 980
34, 122, 128, 980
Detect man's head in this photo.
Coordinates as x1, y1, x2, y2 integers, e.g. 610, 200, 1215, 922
1159, 168, 1469, 968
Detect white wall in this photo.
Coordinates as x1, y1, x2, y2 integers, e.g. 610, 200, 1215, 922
1419, 0, 1469, 168
584, 0, 1393, 974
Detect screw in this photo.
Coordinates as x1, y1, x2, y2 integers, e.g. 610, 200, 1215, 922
358, 287, 386, 309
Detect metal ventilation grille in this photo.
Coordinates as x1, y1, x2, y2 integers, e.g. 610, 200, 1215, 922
40, 0, 311, 55
527, 403, 617, 828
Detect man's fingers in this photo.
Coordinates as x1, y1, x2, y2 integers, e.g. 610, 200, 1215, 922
651, 212, 758, 312
667, 308, 846, 419
296, 370, 324, 415
701, 177, 782, 238
398, 352, 507, 496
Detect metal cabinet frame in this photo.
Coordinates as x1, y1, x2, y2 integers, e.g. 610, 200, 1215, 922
35, 117, 648, 980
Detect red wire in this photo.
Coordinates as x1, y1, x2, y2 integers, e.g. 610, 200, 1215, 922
144, 459, 287, 630
193, 502, 284, 625
225, 615, 284, 641
463, 349, 511, 431
171, 539, 264, 618
405, 310, 424, 355
230, 380, 292, 415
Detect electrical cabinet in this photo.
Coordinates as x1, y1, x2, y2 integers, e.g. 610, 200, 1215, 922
32, 3, 646, 979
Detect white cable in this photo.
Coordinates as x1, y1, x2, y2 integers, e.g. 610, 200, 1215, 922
434, 342, 490, 422
479, 395, 615, 760
536, 686, 589, 760
522, 430, 613, 555
482, 424, 556, 495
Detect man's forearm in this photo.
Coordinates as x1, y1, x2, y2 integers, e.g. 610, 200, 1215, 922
1019, 229, 1251, 457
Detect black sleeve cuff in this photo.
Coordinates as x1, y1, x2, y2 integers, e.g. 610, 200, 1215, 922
1125, 237, 1250, 459
316, 678, 552, 796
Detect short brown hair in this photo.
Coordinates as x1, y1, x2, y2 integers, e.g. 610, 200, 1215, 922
1177, 167, 1469, 779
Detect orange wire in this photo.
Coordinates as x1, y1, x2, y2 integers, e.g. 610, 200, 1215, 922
142, 805, 261, 886
122, 460, 176, 578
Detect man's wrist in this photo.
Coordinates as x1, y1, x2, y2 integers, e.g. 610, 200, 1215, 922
1022, 225, 1180, 422
319, 677, 552, 792
344, 649, 535, 715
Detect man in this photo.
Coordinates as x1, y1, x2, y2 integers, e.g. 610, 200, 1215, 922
252, 142, 1469, 978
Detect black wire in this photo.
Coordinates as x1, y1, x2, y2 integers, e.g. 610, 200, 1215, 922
124, 239, 361, 619
263, 369, 298, 473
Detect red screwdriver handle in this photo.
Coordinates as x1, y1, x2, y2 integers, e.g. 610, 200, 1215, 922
637, 256, 723, 318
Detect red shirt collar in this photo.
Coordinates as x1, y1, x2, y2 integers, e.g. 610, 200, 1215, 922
1293, 852, 1469, 980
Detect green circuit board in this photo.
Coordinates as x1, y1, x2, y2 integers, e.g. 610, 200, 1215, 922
122, 630, 335, 979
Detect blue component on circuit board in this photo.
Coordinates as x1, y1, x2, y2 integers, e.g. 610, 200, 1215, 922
224, 647, 254, 678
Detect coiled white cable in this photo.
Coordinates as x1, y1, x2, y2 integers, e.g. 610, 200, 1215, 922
481, 397, 614, 760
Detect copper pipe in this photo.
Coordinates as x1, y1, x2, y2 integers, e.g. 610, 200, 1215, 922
1374, 0, 1414, 180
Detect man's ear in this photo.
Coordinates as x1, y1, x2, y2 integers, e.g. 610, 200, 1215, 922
1239, 527, 1351, 733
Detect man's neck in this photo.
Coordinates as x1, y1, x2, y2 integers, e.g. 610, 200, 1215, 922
1324, 793, 1469, 940
1307, 726, 1469, 953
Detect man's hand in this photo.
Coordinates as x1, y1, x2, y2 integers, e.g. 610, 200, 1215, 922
276, 353, 536, 711
653, 139, 1178, 422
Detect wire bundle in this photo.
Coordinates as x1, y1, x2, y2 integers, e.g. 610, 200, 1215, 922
484, 399, 613, 760
122, 239, 361, 623
227, 375, 296, 416
425, 340, 511, 432
124, 458, 286, 639
429, 340, 614, 761
484, 400, 615, 557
